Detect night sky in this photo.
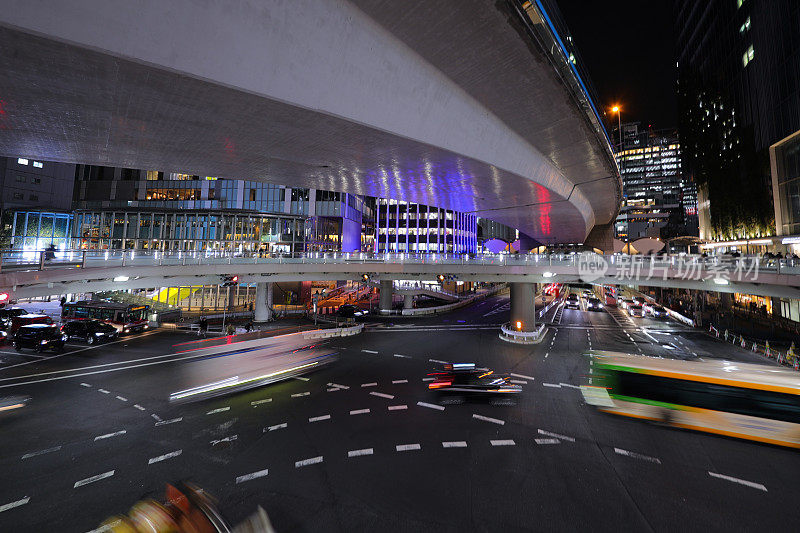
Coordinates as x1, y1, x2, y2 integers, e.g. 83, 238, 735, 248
558, 1, 677, 131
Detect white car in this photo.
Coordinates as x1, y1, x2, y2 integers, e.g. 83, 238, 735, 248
627, 304, 645, 317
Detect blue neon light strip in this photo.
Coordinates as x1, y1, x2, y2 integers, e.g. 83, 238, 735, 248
533, 0, 612, 146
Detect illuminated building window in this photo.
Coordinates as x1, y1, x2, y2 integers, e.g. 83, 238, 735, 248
739, 16, 750, 34
17, 158, 28, 165
742, 45, 754, 67
146, 170, 160, 180
33, 161, 43, 168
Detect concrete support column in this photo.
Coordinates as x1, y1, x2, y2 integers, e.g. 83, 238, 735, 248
403, 293, 413, 309
254, 282, 273, 323
379, 279, 393, 314
510, 282, 536, 331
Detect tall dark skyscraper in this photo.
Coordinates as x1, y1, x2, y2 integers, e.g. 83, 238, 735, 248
675, 0, 800, 240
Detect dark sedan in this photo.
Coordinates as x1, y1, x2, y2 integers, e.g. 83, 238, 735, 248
62, 319, 118, 344
13, 324, 66, 353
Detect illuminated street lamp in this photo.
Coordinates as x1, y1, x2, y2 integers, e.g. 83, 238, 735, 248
611, 105, 622, 152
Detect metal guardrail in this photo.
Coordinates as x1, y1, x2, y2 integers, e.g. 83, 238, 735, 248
2, 249, 800, 276
708, 324, 800, 371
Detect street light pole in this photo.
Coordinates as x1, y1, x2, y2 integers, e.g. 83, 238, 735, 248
612, 105, 622, 152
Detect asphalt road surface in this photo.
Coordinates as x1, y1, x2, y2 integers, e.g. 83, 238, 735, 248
0, 288, 798, 531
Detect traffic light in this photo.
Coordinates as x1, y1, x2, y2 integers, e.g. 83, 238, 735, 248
221, 275, 239, 287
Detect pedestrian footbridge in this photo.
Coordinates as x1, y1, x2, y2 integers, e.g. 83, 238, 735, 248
2, 251, 799, 300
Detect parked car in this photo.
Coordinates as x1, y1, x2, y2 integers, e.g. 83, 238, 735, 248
619, 299, 634, 310
8, 314, 54, 339
62, 319, 119, 344
13, 324, 66, 352
0, 307, 28, 330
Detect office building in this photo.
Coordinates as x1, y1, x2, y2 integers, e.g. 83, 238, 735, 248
613, 124, 696, 240
373, 199, 477, 253
676, 0, 800, 240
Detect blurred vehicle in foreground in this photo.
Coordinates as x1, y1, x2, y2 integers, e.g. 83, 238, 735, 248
169, 333, 337, 402
427, 363, 522, 397
13, 324, 66, 352
62, 319, 119, 344
98, 482, 275, 532
0, 395, 30, 414
583, 351, 800, 448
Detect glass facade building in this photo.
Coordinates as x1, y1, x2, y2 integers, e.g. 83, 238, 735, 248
613, 124, 697, 240
72, 209, 304, 252
374, 199, 477, 253
7, 211, 73, 252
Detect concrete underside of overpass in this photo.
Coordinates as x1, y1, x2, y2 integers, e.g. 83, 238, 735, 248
0, 0, 619, 245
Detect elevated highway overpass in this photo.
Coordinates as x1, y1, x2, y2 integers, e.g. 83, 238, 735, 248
0, 0, 619, 246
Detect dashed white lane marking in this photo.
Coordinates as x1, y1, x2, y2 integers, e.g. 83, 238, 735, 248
21, 446, 61, 460
544, 353, 549, 359
392, 379, 408, 384
361, 382, 377, 388
294, 376, 310, 381
210, 435, 238, 446
251, 398, 272, 407
295, 456, 323, 467
155, 417, 183, 427
396, 443, 421, 452
535, 438, 560, 445
422, 377, 435, 382
388, 405, 407, 411
542, 383, 562, 388
151, 414, 162, 422
327, 382, 349, 390
538, 429, 576, 442
417, 401, 444, 411
74, 470, 115, 488
148, 449, 182, 464
370, 391, 395, 399
559, 383, 581, 389
206, 407, 230, 415
350, 408, 370, 415
0, 497, 30, 513
361, 349, 378, 354
614, 448, 661, 464
236, 468, 269, 484
348, 448, 374, 457
708, 472, 767, 492
291, 392, 310, 398
115, 396, 127, 402
265, 423, 287, 432
473, 414, 504, 425
308, 414, 331, 422
98, 389, 110, 394
393, 353, 411, 358
80, 383, 91, 387
490, 439, 515, 446
510, 372, 536, 381
442, 441, 468, 448
327, 388, 342, 392
94, 430, 126, 441
133, 404, 146, 411
509, 379, 527, 385
429, 359, 448, 364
